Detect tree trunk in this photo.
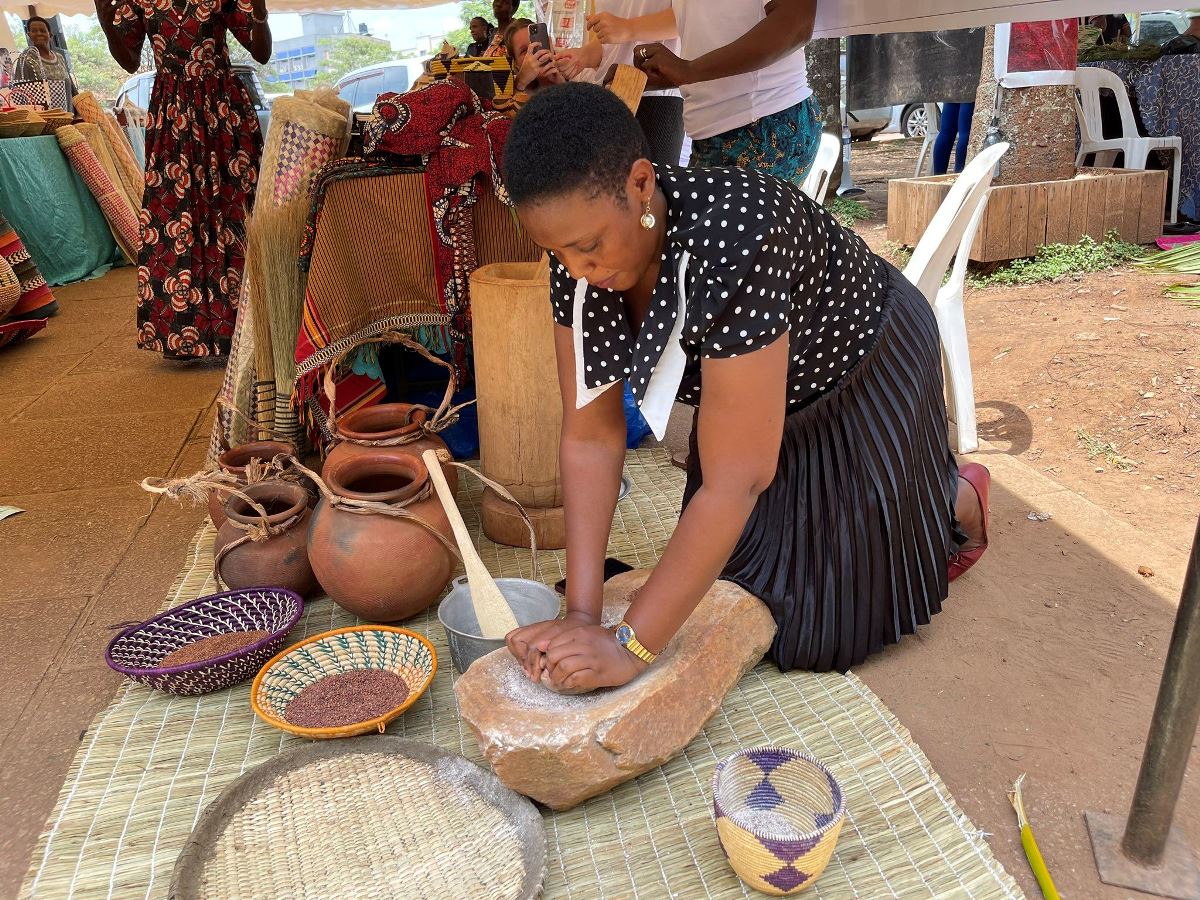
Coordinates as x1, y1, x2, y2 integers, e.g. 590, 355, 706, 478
805, 37, 841, 185
968, 25, 1077, 185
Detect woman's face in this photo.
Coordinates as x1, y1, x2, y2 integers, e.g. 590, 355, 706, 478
493, 0, 515, 23
509, 28, 531, 70
470, 20, 489, 42
27, 21, 51, 51
517, 161, 660, 293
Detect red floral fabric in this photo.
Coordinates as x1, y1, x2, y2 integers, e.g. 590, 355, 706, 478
114, 0, 263, 358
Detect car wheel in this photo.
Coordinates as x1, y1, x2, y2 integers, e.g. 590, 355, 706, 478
902, 104, 932, 139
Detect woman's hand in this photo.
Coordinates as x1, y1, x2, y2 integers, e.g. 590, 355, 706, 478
94, 0, 119, 27
507, 610, 596, 679
554, 48, 586, 80
517, 44, 564, 90
634, 43, 694, 89
251, 0, 268, 21
586, 12, 634, 45
543, 625, 648, 692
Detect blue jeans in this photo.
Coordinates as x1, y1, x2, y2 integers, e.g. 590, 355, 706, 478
689, 96, 823, 185
933, 102, 976, 175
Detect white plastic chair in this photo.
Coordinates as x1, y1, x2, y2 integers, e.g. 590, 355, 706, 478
801, 132, 841, 205
913, 103, 942, 177
903, 141, 1010, 454
1074, 67, 1181, 223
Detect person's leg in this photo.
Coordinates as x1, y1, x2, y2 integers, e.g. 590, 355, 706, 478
634, 96, 685, 166
953, 102, 976, 173
931, 102, 960, 175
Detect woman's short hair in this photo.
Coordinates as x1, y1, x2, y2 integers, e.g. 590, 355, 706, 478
25, 15, 52, 32
503, 82, 652, 207
470, 16, 490, 28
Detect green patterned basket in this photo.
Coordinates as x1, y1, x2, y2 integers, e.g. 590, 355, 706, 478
713, 747, 847, 896
251, 626, 437, 739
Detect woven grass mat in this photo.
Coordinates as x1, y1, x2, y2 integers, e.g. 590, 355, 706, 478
22, 449, 1023, 900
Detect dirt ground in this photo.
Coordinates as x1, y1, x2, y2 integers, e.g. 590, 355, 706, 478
853, 137, 1200, 558
2, 140, 1199, 900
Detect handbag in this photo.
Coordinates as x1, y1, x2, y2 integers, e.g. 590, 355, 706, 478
8, 52, 67, 110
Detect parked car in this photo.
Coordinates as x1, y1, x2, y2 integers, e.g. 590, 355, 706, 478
838, 52, 936, 140
115, 65, 272, 134
1134, 11, 1189, 45
335, 60, 426, 114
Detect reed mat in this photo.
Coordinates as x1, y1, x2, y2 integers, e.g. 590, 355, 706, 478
22, 450, 1022, 900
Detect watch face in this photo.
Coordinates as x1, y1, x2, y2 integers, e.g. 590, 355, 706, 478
615, 624, 633, 646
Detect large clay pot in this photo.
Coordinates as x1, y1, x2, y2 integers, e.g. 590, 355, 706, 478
207, 440, 296, 529
324, 404, 459, 496
308, 451, 456, 623
215, 481, 319, 598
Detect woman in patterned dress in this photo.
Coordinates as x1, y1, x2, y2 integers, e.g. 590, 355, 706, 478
96, 0, 271, 359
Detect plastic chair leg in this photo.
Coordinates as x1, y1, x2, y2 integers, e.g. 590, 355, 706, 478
934, 285, 978, 454
1170, 149, 1182, 223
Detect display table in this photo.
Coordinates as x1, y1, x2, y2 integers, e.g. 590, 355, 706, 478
1083, 56, 1200, 221
0, 135, 122, 286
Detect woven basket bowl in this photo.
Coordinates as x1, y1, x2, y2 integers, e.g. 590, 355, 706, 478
0, 256, 20, 320
105, 588, 305, 696
251, 626, 437, 740
713, 747, 847, 896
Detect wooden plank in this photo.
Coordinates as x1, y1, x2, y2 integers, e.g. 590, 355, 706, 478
1083, 175, 1109, 242
1026, 182, 1048, 257
1045, 180, 1072, 246
1138, 170, 1168, 244
1104, 174, 1127, 243
887, 181, 904, 244
1121, 173, 1143, 243
603, 64, 647, 114
1008, 183, 1030, 260
1067, 175, 1090, 246
978, 186, 1011, 262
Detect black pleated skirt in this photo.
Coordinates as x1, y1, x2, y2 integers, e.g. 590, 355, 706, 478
683, 267, 963, 673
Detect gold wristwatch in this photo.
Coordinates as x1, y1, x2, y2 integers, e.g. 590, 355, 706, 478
614, 620, 658, 665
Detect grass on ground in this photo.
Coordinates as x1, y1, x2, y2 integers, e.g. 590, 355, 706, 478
827, 196, 872, 229
969, 233, 1145, 287
1076, 428, 1137, 471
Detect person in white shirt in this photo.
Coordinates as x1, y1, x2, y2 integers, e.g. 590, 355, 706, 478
585, 0, 820, 184
550, 0, 685, 166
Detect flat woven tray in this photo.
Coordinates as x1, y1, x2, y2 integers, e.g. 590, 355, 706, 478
170, 736, 545, 900
22, 450, 1023, 900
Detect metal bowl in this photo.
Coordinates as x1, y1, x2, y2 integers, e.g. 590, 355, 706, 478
438, 577, 561, 674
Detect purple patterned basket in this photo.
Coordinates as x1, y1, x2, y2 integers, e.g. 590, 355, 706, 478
105, 588, 305, 696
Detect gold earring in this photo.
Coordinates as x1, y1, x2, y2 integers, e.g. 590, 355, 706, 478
640, 199, 656, 230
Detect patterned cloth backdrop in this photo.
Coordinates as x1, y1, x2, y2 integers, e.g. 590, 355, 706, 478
1083, 56, 1200, 221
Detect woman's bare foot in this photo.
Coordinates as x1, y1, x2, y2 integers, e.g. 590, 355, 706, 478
956, 477, 986, 551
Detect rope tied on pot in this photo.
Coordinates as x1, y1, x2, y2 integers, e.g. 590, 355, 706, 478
324, 330, 477, 448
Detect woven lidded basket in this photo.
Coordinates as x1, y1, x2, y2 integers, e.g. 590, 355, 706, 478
713, 747, 847, 896
0, 255, 20, 320
105, 588, 305, 696
251, 626, 437, 739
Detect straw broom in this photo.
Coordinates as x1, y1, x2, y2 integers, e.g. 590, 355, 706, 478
1008, 774, 1060, 900
244, 213, 277, 436
1135, 242, 1200, 308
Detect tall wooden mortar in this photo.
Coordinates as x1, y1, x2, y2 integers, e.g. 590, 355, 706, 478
470, 259, 566, 549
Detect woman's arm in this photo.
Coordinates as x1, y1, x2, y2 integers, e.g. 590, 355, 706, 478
506, 323, 627, 676
587, 8, 678, 45
543, 333, 789, 691
245, 0, 273, 65
555, 31, 602, 78
94, 0, 141, 73
636, 0, 815, 88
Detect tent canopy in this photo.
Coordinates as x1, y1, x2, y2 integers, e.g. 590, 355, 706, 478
1, 1, 1181, 37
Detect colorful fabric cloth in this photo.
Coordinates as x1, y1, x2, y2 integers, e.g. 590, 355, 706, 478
0, 210, 57, 320
689, 96, 823, 186
56, 126, 141, 263
113, 0, 263, 359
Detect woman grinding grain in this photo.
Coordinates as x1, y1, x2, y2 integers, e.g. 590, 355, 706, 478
504, 84, 991, 690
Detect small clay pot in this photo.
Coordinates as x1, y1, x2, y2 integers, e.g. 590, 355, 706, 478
215, 481, 319, 598
308, 451, 456, 623
207, 440, 296, 529
324, 404, 459, 496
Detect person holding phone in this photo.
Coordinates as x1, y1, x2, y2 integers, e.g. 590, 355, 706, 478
586, 0, 819, 185
506, 19, 566, 93
501, 84, 990, 691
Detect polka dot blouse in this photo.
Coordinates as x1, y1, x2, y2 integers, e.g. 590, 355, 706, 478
549, 163, 891, 415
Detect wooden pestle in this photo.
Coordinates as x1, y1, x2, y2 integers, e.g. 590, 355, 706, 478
421, 449, 520, 639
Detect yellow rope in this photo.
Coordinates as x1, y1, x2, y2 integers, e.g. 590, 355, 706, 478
1008, 774, 1060, 900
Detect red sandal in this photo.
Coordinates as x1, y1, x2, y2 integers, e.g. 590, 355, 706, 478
949, 462, 990, 582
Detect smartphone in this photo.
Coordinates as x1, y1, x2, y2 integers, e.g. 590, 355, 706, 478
554, 558, 635, 596
528, 22, 552, 53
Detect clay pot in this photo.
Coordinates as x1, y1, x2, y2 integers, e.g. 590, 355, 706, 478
324, 404, 459, 495
207, 440, 296, 528
215, 481, 319, 598
308, 451, 456, 623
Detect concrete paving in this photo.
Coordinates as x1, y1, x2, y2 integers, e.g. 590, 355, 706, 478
1, 269, 1197, 899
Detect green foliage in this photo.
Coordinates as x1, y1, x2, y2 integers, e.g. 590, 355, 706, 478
309, 35, 399, 87
1075, 428, 1136, 471
446, 0, 535, 55
65, 23, 131, 101
970, 233, 1145, 287
827, 197, 871, 229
